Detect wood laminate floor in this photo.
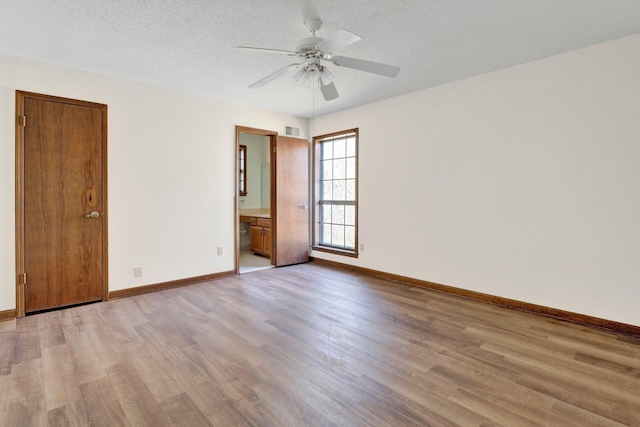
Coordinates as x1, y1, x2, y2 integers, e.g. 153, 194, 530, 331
1, 263, 639, 426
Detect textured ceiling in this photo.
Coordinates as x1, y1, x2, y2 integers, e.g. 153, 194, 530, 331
1, 0, 640, 118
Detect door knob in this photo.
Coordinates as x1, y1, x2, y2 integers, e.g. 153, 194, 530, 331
85, 211, 100, 218
299, 203, 308, 210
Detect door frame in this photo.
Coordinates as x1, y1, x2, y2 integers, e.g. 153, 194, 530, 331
15, 90, 109, 317
234, 126, 277, 274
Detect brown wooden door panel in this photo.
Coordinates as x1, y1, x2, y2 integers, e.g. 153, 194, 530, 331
274, 136, 309, 267
19, 93, 107, 313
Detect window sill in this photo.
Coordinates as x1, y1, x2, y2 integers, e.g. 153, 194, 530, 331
312, 245, 359, 258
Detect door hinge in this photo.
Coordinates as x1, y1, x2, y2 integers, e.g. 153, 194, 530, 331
273, 146, 276, 154
20, 115, 26, 127
20, 273, 27, 285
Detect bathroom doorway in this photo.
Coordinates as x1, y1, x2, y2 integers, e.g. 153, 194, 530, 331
236, 127, 275, 274
235, 126, 310, 274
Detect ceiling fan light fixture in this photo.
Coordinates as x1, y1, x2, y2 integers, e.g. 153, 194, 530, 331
292, 67, 306, 82
306, 63, 321, 82
320, 67, 334, 85
293, 65, 321, 88
301, 72, 321, 88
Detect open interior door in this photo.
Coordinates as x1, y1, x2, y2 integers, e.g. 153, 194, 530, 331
273, 135, 309, 266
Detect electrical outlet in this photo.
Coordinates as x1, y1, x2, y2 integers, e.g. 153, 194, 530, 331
134, 266, 143, 277
217, 246, 223, 256
359, 243, 364, 252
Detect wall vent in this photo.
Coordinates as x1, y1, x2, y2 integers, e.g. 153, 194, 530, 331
285, 126, 300, 137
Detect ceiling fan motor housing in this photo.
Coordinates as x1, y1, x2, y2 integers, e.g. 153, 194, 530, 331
296, 37, 324, 57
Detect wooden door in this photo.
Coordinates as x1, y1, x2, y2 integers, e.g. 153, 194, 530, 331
273, 136, 309, 266
16, 91, 107, 314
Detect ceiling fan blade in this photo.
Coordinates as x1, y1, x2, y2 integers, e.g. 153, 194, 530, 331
234, 46, 297, 56
332, 56, 400, 78
249, 64, 298, 88
320, 81, 339, 101
315, 29, 361, 54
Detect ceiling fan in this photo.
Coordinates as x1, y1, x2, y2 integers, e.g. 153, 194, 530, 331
235, 18, 400, 101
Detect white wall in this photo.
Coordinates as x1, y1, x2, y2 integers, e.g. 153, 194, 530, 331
312, 35, 640, 326
0, 54, 308, 310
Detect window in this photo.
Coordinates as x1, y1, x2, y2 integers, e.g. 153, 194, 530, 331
313, 129, 358, 257
238, 145, 247, 196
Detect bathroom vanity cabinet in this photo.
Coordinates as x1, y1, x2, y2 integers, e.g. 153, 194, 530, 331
241, 214, 272, 258
250, 218, 272, 257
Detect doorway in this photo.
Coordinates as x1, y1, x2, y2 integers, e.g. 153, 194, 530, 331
15, 91, 108, 316
235, 126, 310, 274
236, 127, 274, 274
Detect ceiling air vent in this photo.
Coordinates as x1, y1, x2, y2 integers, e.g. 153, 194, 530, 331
285, 126, 300, 137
